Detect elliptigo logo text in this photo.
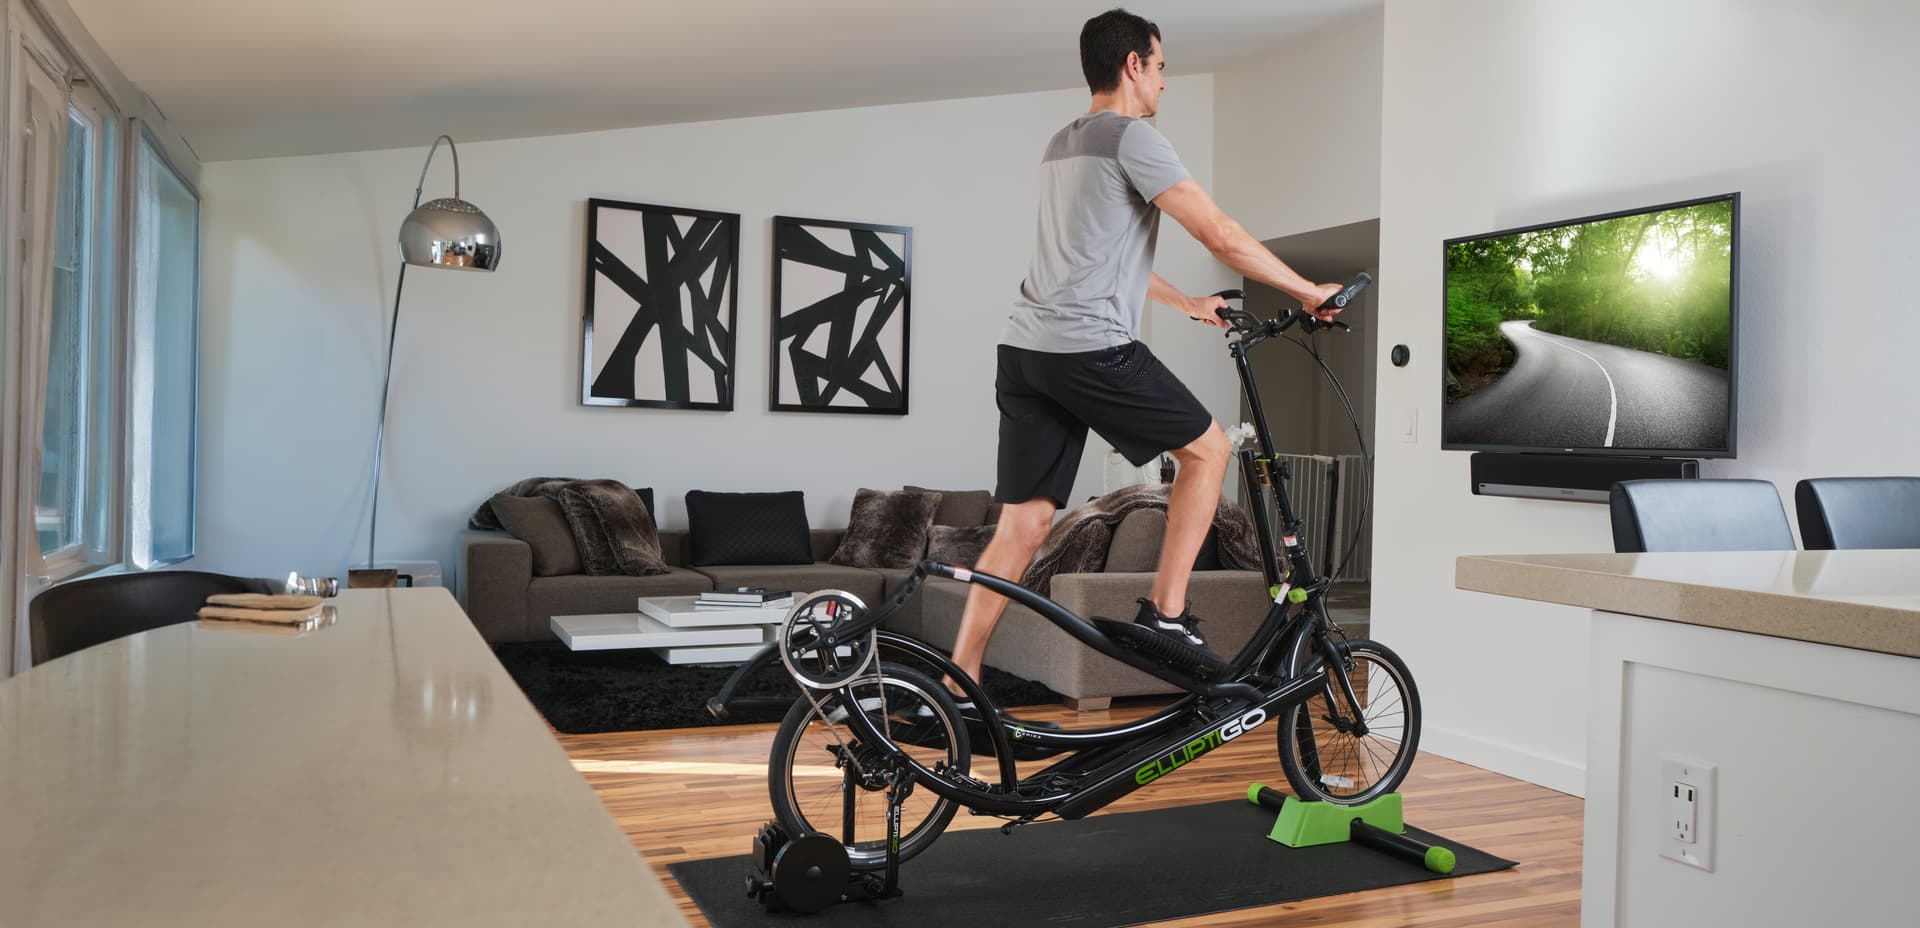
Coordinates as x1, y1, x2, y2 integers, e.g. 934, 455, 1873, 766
1133, 709, 1268, 785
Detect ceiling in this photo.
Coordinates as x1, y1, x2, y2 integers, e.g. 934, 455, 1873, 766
66, 0, 1376, 162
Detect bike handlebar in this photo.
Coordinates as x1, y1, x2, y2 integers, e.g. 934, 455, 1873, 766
1209, 272, 1372, 338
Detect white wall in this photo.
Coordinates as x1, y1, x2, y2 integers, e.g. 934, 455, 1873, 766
1584, 611, 1920, 925
1375, 0, 1920, 792
196, 79, 1229, 585
1213, 6, 1383, 241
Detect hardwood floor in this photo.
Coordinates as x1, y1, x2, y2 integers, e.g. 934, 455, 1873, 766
559, 701, 1583, 927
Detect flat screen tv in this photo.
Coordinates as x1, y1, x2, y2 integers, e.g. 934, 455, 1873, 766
1442, 193, 1738, 458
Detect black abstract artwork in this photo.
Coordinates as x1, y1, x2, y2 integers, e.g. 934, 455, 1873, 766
582, 198, 739, 410
770, 216, 912, 414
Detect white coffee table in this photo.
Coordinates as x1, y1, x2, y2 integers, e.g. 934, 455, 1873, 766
549, 595, 798, 665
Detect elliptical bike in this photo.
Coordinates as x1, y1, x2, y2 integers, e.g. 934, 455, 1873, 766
730, 274, 1418, 910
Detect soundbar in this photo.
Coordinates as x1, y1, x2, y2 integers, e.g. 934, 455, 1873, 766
1470, 452, 1698, 503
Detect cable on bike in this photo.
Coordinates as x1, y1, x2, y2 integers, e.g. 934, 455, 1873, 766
1281, 330, 1373, 589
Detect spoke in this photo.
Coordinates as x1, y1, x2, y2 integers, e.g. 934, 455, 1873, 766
1359, 734, 1392, 780
1365, 691, 1405, 720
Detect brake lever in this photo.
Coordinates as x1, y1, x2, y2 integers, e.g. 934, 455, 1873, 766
1206, 289, 1256, 334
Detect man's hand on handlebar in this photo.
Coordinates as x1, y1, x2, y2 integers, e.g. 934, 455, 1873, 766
1182, 293, 1232, 329
1302, 282, 1346, 323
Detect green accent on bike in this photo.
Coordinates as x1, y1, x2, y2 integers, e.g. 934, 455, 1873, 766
1269, 584, 1284, 601
1247, 783, 1264, 805
1287, 588, 1309, 604
1425, 845, 1456, 874
1266, 792, 1404, 847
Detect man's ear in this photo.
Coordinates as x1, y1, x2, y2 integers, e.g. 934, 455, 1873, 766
1125, 50, 1142, 80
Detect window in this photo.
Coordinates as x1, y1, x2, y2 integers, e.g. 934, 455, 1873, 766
36, 89, 117, 573
128, 130, 199, 567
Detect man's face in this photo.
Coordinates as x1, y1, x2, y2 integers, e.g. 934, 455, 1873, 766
1135, 37, 1166, 116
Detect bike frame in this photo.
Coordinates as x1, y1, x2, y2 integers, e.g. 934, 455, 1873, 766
817, 317, 1369, 823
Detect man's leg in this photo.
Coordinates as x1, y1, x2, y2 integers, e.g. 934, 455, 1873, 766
1149, 422, 1231, 616
945, 498, 1055, 696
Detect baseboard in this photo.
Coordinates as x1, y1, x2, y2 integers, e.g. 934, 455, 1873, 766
1418, 725, 1586, 797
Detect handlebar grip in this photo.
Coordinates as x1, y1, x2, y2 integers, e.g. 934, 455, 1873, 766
1211, 289, 1246, 301
1317, 272, 1373, 311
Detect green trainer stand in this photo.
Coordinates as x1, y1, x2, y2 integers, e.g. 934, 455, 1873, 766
1248, 784, 1456, 875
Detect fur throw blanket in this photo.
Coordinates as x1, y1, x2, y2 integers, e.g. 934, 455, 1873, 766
471, 477, 667, 577
1020, 484, 1261, 596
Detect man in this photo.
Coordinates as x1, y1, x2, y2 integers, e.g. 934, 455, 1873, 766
944, 8, 1347, 707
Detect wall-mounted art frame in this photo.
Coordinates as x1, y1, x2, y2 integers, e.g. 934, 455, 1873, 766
582, 197, 740, 410
769, 215, 912, 415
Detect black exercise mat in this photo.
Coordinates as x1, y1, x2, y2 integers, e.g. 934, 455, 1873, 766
492, 641, 1060, 734
669, 798, 1516, 927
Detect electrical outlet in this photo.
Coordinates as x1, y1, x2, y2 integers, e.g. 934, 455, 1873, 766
1659, 756, 1717, 871
1670, 781, 1697, 843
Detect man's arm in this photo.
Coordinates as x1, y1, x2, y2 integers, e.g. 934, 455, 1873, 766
1154, 179, 1344, 320
1148, 272, 1229, 329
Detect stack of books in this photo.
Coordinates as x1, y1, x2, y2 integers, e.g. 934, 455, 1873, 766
695, 587, 793, 610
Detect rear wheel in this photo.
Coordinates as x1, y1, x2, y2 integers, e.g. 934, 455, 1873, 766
1277, 639, 1420, 805
767, 662, 969, 870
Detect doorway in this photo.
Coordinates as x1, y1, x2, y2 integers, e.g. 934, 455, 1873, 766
1240, 219, 1379, 630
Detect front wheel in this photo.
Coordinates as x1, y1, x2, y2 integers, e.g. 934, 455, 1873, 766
1277, 639, 1421, 805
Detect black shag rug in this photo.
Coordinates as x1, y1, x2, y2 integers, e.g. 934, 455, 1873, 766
492, 641, 1063, 734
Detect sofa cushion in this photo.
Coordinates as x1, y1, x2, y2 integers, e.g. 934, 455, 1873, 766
691, 563, 885, 606
905, 486, 993, 526
489, 494, 583, 577
831, 489, 943, 569
927, 523, 996, 567
528, 568, 715, 620
685, 490, 813, 566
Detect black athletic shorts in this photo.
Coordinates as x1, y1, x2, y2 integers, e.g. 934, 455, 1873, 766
995, 341, 1214, 508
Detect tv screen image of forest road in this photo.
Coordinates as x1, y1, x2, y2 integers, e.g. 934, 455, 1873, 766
1442, 195, 1735, 456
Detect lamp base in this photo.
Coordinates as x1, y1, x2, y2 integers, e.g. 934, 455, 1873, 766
347, 568, 400, 589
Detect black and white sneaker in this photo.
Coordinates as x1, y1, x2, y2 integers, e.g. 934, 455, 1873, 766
1133, 598, 1211, 650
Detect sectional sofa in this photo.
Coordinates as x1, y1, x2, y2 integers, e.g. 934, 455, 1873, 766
458, 492, 1271, 709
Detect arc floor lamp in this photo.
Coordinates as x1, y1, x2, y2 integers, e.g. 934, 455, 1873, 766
347, 135, 501, 589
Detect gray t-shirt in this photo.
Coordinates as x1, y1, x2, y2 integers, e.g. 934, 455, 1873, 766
1002, 110, 1192, 353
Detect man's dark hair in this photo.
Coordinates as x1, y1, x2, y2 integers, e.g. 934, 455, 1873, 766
1080, 8, 1160, 95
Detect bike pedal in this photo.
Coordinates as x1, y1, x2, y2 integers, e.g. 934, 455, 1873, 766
1093, 617, 1229, 679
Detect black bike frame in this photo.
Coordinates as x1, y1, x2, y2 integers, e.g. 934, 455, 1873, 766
819, 318, 1368, 822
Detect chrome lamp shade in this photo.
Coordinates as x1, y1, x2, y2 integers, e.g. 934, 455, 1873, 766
399, 196, 501, 270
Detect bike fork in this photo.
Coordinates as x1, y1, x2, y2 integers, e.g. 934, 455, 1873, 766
1317, 629, 1368, 736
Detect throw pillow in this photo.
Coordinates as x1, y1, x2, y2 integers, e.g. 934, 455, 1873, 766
1103, 508, 1166, 573
904, 486, 993, 526
926, 523, 996, 567
1097, 508, 1227, 573
470, 476, 575, 530
830, 489, 944, 569
489, 494, 584, 576
685, 490, 813, 566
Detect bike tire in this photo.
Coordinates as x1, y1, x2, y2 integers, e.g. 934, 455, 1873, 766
1276, 639, 1421, 805
767, 662, 970, 870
